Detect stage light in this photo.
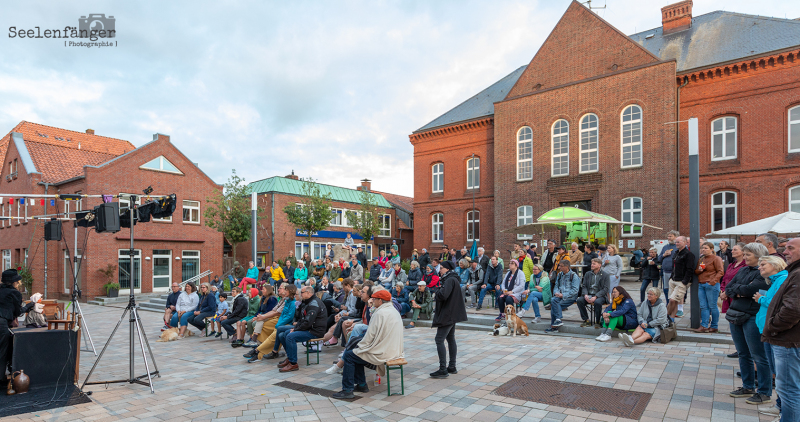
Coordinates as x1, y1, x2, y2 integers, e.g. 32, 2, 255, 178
44, 218, 62, 241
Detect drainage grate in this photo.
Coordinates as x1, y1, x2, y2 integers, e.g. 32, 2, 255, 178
493, 376, 651, 419
274, 380, 361, 401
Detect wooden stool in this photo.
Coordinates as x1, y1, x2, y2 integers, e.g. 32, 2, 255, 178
47, 320, 74, 331
304, 338, 324, 365
385, 358, 407, 396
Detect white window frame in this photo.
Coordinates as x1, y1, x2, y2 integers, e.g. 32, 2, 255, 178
432, 213, 443, 243
517, 205, 533, 240
181, 250, 200, 284
295, 241, 310, 260
712, 191, 738, 231
711, 116, 737, 161
16, 201, 20, 225
152, 249, 172, 292
789, 105, 800, 153
517, 126, 533, 181
621, 105, 643, 168
330, 208, 344, 226
621, 197, 643, 237
378, 214, 391, 237
118, 249, 142, 293
466, 210, 479, 242
551, 119, 569, 177
466, 157, 480, 189
2, 250, 11, 271
789, 186, 800, 213
432, 163, 444, 193
580, 114, 599, 174
182, 200, 200, 224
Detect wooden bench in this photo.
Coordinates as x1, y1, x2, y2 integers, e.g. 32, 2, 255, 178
304, 338, 324, 365
385, 358, 407, 396
47, 319, 74, 331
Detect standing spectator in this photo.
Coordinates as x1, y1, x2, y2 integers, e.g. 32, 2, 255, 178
494, 260, 525, 321
368, 257, 382, 282
596, 286, 638, 342
540, 240, 557, 274
284, 251, 298, 268
189, 283, 218, 336
569, 243, 584, 276
465, 260, 484, 308
551, 245, 570, 279
163, 282, 181, 331
222, 287, 249, 342
477, 256, 503, 311
301, 252, 312, 269
275, 286, 328, 372
430, 261, 468, 379
602, 245, 623, 291
754, 255, 789, 418
762, 238, 800, 421
342, 233, 355, 254
356, 246, 367, 270
439, 245, 451, 262
349, 256, 364, 283
282, 259, 295, 287
721, 242, 747, 314
293, 261, 308, 288
511, 244, 524, 263
723, 242, 771, 405
577, 258, 610, 328
667, 236, 696, 320
526, 242, 538, 264
546, 260, 581, 333
522, 253, 535, 289
757, 233, 786, 262
418, 248, 430, 272
658, 230, 680, 308
640, 248, 661, 303
171, 282, 199, 338
582, 244, 598, 276
519, 264, 549, 323
718, 240, 734, 271
475, 247, 490, 274
694, 241, 724, 333
630, 247, 643, 282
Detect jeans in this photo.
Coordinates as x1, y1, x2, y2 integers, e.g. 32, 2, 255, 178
549, 296, 576, 325
773, 345, 799, 421
351, 323, 368, 338
764, 342, 782, 410
399, 303, 411, 315
477, 285, 495, 308
188, 311, 216, 331
435, 324, 457, 370
640, 278, 659, 303
522, 291, 543, 317
272, 325, 294, 351
170, 312, 193, 327
341, 349, 370, 392
662, 272, 671, 304
282, 330, 314, 364
730, 318, 772, 396
698, 283, 720, 329
295, 280, 304, 289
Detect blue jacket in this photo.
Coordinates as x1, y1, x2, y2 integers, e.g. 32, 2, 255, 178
195, 292, 217, 314
483, 263, 503, 287
246, 267, 259, 279
457, 267, 470, 285
604, 298, 639, 329
165, 290, 180, 310
658, 244, 678, 273
276, 298, 296, 326
294, 267, 308, 281
553, 270, 581, 301
392, 288, 409, 305
756, 270, 789, 333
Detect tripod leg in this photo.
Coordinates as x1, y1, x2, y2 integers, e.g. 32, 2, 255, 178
131, 308, 155, 393
75, 301, 97, 356
81, 307, 130, 391
134, 307, 160, 377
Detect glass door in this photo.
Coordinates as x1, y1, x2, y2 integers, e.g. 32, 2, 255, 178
153, 250, 172, 292
119, 249, 141, 293
181, 250, 200, 283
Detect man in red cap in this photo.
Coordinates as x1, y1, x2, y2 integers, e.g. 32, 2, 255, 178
333, 288, 404, 399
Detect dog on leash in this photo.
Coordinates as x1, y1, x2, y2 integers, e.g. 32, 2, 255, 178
505, 304, 529, 336
157, 327, 195, 342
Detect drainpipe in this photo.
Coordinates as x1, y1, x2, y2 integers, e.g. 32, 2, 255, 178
37, 182, 50, 299
270, 193, 275, 263
676, 76, 689, 233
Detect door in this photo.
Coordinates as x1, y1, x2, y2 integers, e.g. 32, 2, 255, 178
152, 249, 172, 292
118, 249, 141, 294
182, 250, 200, 283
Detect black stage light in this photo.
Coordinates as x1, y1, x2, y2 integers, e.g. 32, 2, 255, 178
44, 218, 62, 241
151, 194, 176, 219
94, 202, 120, 233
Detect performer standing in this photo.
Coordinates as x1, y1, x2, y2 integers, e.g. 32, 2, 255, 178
430, 260, 468, 379
1, 269, 33, 377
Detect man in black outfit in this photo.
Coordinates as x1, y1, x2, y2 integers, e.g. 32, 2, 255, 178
540, 240, 557, 274
368, 257, 382, 282
475, 247, 490, 273
356, 247, 367, 270
0, 270, 34, 376
667, 236, 696, 319
418, 248, 430, 273
430, 261, 468, 379
225, 287, 249, 345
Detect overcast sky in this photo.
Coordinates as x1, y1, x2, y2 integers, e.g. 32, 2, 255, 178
1, 1, 798, 197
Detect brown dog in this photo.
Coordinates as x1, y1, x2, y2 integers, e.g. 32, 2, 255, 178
505, 304, 529, 336
157, 327, 195, 342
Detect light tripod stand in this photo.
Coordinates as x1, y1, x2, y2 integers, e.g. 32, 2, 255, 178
64, 220, 97, 356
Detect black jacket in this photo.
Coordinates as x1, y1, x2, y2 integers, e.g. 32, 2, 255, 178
282, 266, 295, 285
482, 263, 503, 288
717, 248, 734, 272
0, 283, 24, 322
581, 270, 610, 299
583, 251, 598, 273
418, 252, 430, 272
356, 252, 367, 269
294, 296, 327, 337
672, 247, 696, 284
725, 265, 768, 316
641, 255, 661, 280
165, 290, 181, 309
368, 265, 382, 281
476, 254, 490, 273
432, 270, 468, 327
229, 294, 249, 319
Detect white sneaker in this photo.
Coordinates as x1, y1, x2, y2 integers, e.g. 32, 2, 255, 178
532, 317, 541, 324
620, 333, 634, 347
598, 334, 611, 342
758, 405, 780, 416
517, 309, 526, 317
595, 334, 604, 341
325, 364, 342, 375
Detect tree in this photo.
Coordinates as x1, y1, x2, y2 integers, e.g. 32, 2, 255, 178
345, 188, 382, 248
283, 178, 334, 251
204, 170, 258, 258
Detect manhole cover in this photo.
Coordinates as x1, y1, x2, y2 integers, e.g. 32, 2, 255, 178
493, 376, 651, 419
274, 380, 361, 401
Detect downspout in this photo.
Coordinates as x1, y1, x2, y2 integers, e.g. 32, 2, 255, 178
270, 193, 275, 263
676, 76, 689, 233
37, 181, 50, 299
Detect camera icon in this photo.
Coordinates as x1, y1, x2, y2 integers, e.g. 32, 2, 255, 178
78, 14, 115, 38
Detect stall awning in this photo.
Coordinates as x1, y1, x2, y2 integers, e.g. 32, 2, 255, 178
502, 207, 663, 236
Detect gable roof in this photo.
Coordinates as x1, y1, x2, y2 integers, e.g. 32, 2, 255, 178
248, 176, 394, 208
414, 66, 526, 133
630, 11, 800, 72
373, 190, 413, 214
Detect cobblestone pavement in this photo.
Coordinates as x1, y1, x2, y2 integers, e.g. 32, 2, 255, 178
9, 302, 773, 422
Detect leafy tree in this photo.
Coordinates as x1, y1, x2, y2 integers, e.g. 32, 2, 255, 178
345, 188, 381, 248
204, 170, 259, 258
283, 178, 335, 250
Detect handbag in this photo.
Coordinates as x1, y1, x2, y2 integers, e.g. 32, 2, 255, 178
725, 308, 751, 325
659, 322, 677, 344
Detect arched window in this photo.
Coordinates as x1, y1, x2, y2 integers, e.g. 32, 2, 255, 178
467, 157, 480, 189
432, 213, 444, 242
789, 106, 800, 153
551, 120, 569, 177
517, 205, 533, 240
712, 191, 737, 231
467, 210, 480, 241
790, 186, 800, 213
517, 127, 533, 181
621, 105, 642, 168
580, 114, 599, 173
621, 197, 642, 236
432, 163, 443, 193
712, 116, 737, 160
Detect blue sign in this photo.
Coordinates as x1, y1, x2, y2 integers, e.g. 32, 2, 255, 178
295, 230, 371, 240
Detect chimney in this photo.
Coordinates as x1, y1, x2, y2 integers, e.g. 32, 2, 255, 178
359, 178, 371, 192
86, 129, 95, 135
661, 0, 693, 35
285, 170, 299, 180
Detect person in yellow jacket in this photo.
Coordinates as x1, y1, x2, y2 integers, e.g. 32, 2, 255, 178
522, 253, 535, 286
268, 261, 286, 286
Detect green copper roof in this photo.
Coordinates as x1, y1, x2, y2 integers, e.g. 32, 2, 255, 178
538, 207, 618, 222
247, 177, 393, 208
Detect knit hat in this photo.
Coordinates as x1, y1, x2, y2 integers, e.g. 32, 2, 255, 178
440, 260, 455, 271
371, 289, 391, 301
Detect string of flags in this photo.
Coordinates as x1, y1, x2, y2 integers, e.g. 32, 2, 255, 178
0, 197, 62, 206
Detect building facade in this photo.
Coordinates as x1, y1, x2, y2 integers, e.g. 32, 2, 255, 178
411, 0, 800, 255
0, 121, 223, 300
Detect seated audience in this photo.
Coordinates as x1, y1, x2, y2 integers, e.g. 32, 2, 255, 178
238, 261, 260, 291
546, 260, 580, 333
368, 257, 382, 282
407, 261, 423, 291
518, 264, 549, 323
163, 282, 181, 331
465, 260, 484, 308
281, 260, 295, 286
393, 282, 411, 315
243, 285, 279, 347
247, 284, 296, 362
189, 283, 218, 335
477, 256, 502, 311
221, 287, 248, 343
233, 288, 261, 344
268, 261, 285, 286
294, 261, 309, 288
405, 281, 433, 329
619, 287, 669, 346
494, 259, 525, 321
576, 258, 610, 329
595, 286, 638, 342
209, 292, 229, 338
170, 282, 199, 339
275, 286, 328, 372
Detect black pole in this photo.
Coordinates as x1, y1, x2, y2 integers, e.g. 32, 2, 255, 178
471, 153, 475, 247
688, 118, 701, 330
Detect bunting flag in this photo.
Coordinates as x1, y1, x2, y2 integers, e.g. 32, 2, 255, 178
50, 199, 55, 206
40, 199, 44, 206
9, 198, 13, 204
19, 198, 24, 205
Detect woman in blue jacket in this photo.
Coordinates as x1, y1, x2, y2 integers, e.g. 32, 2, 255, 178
754, 256, 788, 412
596, 286, 638, 342
294, 262, 308, 288
189, 283, 218, 335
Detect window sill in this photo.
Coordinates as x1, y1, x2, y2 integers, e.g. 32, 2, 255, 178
550, 174, 569, 178
620, 165, 643, 171
431, 240, 444, 243
579, 170, 599, 175
152, 219, 173, 223
621, 233, 643, 238
182, 221, 200, 225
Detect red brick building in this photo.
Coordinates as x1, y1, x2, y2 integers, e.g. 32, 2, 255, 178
411, 0, 800, 255
0, 121, 223, 300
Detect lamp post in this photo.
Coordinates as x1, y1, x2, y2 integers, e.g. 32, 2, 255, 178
688, 117, 700, 330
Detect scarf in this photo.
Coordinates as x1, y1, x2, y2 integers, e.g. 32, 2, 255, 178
394, 268, 401, 277
504, 269, 519, 291
611, 295, 624, 310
